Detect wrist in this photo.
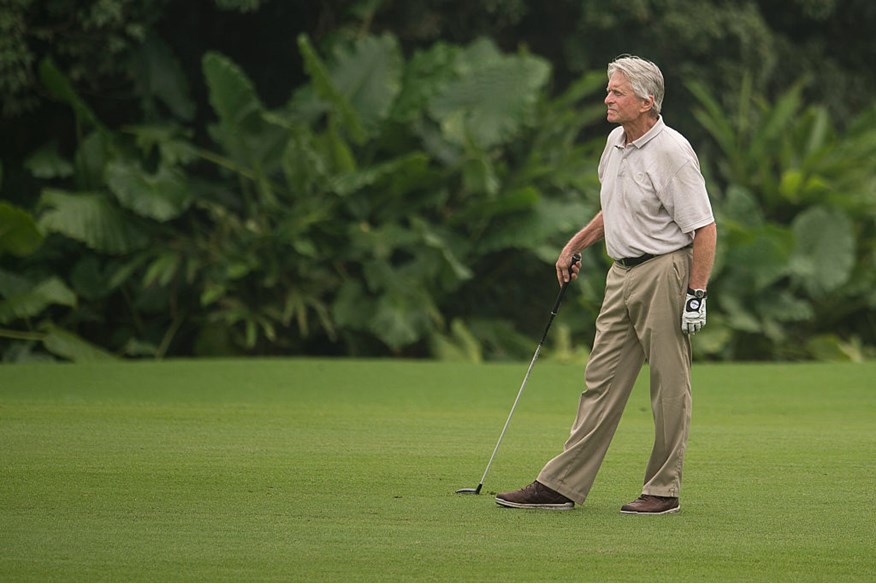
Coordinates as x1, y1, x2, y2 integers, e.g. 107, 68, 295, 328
687, 288, 707, 299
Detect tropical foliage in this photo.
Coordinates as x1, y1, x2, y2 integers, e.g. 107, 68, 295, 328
1, 33, 608, 361
689, 77, 876, 360
2, 2, 876, 363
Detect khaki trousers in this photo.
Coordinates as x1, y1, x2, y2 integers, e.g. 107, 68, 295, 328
537, 247, 693, 504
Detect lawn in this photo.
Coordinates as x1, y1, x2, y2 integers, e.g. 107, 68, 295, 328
1, 359, 874, 582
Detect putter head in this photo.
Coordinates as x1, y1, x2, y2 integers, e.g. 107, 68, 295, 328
455, 485, 482, 495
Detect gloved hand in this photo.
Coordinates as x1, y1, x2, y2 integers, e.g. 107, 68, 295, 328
682, 288, 707, 335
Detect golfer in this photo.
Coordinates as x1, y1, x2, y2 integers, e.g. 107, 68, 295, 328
496, 55, 717, 514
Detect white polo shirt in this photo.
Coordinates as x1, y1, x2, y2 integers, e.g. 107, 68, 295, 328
598, 116, 714, 260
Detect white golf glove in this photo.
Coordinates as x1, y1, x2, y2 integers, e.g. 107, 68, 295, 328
682, 288, 707, 335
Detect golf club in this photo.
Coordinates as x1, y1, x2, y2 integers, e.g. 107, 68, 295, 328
456, 253, 581, 495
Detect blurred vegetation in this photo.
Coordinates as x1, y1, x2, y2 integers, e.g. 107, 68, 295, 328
1, 0, 875, 362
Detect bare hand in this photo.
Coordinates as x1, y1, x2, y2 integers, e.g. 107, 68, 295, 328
556, 252, 581, 287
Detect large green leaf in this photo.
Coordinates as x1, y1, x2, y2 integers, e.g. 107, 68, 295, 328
297, 35, 366, 144
202, 51, 288, 183
428, 40, 551, 149
24, 141, 74, 179
689, 78, 739, 159
281, 128, 328, 196
203, 52, 264, 135
0, 273, 76, 324
332, 280, 376, 331
38, 189, 149, 254
38, 58, 103, 130
410, 217, 473, 282
125, 124, 198, 167
717, 185, 764, 229
329, 34, 403, 135
106, 160, 192, 221
763, 290, 814, 323
790, 206, 855, 297
751, 81, 804, 161
460, 153, 499, 197
345, 259, 443, 350
467, 318, 541, 361
391, 42, 459, 123
370, 285, 439, 350
721, 224, 794, 294
718, 294, 763, 334
0, 202, 43, 256
329, 152, 431, 197
428, 319, 482, 362
75, 130, 114, 190
40, 324, 118, 362
477, 197, 591, 261
806, 334, 865, 362
131, 35, 195, 121
453, 186, 540, 224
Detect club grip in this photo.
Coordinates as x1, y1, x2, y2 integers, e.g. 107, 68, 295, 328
562, 253, 582, 287
551, 253, 581, 313
569, 253, 582, 275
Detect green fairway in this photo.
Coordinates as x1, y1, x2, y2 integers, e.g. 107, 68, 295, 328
1, 359, 874, 582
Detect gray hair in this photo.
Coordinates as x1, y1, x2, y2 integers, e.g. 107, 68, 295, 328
607, 55, 664, 116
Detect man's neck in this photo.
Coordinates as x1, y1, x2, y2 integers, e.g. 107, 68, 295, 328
622, 115, 659, 145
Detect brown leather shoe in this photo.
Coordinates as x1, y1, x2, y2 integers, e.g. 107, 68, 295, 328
620, 494, 680, 515
496, 481, 574, 510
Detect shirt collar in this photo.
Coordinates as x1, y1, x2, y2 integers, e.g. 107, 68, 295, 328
612, 115, 665, 149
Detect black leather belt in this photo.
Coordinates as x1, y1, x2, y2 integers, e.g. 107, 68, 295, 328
616, 253, 656, 268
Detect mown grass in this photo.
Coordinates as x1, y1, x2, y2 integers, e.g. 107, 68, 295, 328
1, 359, 874, 582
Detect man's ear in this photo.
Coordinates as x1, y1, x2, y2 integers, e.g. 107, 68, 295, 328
641, 95, 655, 113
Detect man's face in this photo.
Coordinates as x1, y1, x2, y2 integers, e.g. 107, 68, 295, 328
604, 71, 651, 124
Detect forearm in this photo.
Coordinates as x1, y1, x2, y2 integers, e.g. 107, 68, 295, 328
563, 212, 605, 256
556, 212, 605, 285
689, 222, 717, 290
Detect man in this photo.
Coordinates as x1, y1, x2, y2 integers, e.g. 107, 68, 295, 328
496, 55, 717, 515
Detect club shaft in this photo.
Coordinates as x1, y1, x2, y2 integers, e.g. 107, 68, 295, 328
477, 342, 544, 486
476, 280, 569, 488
